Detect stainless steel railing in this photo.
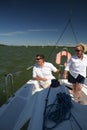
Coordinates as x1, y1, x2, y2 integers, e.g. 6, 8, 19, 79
4, 73, 14, 101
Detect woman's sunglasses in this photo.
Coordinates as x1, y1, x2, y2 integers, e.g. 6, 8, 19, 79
75, 49, 82, 52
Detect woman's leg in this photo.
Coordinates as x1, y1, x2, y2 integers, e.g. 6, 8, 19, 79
76, 83, 82, 98
73, 83, 82, 101
72, 83, 77, 98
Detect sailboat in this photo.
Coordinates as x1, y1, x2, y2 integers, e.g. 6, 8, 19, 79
0, 19, 87, 130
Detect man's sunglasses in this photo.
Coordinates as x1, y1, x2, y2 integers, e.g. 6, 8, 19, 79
36, 58, 42, 60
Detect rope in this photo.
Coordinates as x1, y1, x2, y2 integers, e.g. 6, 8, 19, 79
44, 92, 72, 129
43, 92, 83, 130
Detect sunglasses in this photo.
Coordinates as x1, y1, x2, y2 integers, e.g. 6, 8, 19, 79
75, 49, 82, 52
36, 58, 42, 60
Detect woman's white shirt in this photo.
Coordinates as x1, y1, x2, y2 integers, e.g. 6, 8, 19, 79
65, 54, 87, 78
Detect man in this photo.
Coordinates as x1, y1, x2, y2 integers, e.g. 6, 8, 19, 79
33, 54, 60, 88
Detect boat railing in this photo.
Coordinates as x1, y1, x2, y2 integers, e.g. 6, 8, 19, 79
3, 65, 33, 102
4, 73, 14, 101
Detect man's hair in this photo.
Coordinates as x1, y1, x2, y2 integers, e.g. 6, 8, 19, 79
36, 54, 45, 59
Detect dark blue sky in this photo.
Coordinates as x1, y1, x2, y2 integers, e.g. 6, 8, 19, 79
0, 0, 87, 46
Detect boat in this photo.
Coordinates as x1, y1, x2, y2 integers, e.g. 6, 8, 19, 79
0, 45, 87, 130
0, 18, 87, 130
0, 77, 87, 130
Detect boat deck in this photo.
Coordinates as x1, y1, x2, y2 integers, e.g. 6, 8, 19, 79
79, 91, 87, 105
60, 79, 87, 105
0, 79, 87, 130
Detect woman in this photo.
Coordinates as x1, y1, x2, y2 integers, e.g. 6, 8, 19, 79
63, 43, 87, 102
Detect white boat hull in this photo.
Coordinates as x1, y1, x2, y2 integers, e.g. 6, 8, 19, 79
0, 79, 87, 130
0, 80, 42, 130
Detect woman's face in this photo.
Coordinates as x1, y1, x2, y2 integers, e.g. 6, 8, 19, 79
75, 46, 84, 58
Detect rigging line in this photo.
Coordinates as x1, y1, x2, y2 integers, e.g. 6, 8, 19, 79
69, 19, 78, 43
46, 18, 71, 61
43, 86, 52, 130
4, 65, 33, 76
13, 65, 33, 75
56, 19, 71, 46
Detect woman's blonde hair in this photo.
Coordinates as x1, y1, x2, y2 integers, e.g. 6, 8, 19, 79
76, 43, 87, 52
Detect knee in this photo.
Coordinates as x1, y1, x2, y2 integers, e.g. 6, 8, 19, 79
76, 83, 82, 91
